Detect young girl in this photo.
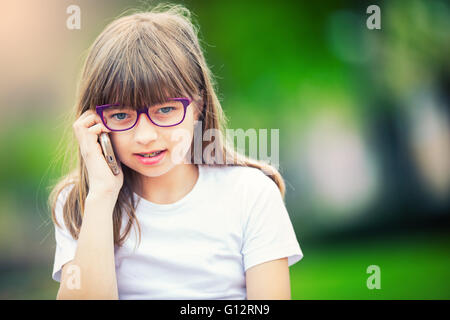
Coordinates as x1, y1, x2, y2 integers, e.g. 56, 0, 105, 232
49, 3, 303, 300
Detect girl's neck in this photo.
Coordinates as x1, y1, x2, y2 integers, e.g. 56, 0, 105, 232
136, 164, 199, 205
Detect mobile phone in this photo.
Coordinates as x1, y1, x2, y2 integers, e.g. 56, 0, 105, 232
99, 132, 120, 175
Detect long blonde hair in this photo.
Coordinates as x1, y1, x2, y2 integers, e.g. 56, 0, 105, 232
48, 3, 286, 247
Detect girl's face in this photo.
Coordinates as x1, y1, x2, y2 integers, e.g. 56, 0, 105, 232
108, 99, 199, 178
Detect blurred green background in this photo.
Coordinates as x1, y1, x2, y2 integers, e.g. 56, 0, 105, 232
0, 0, 449, 299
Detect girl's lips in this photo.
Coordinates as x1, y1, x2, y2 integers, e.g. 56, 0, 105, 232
136, 149, 166, 155
135, 150, 167, 165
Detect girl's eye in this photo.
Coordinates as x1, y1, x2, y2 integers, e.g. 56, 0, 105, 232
158, 107, 174, 114
112, 113, 128, 120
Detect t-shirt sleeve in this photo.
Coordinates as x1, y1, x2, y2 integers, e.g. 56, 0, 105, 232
241, 170, 303, 272
52, 184, 78, 282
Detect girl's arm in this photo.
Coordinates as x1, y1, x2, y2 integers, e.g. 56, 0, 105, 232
56, 190, 119, 300
245, 257, 291, 300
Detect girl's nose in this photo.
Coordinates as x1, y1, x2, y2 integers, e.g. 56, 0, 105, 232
133, 112, 158, 142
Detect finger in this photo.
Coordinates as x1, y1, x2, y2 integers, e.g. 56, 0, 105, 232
74, 112, 95, 128
78, 109, 97, 120
81, 113, 103, 128
87, 122, 111, 135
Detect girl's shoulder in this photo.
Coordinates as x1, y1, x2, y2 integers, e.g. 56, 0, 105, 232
57, 182, 76, 204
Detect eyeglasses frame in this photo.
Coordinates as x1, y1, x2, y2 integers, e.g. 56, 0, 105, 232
96, 97, 192, 132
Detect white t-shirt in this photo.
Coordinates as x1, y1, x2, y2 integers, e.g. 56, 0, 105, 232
52, 165, 303, 299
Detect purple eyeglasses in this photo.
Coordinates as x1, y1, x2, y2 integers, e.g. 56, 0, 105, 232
96, 97, 192, 131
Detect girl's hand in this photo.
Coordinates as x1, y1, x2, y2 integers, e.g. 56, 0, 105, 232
73, 110, 124, 196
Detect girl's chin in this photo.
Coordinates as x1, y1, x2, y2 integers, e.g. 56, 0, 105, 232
143, 167, 175, 179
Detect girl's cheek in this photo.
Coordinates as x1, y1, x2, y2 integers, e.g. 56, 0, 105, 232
110, 135, 126, 156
